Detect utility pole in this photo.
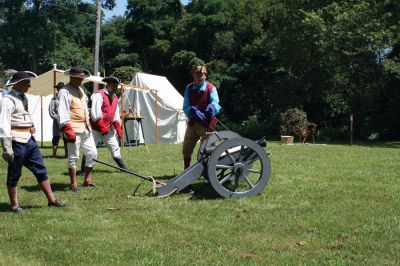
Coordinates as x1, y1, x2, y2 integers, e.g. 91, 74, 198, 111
93, 0, 101, 92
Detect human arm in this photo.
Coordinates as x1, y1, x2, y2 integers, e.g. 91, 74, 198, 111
0, 98, 15, 162
182, 85, 193, 118
57, 89, 71, 127
205, 86, 221, 117
0, 98, 14, 138
48, 97, 58, 120
112, 104, 122, 139
90, 93, 109, 135
90, 93, 104, 122
57, 89, 76, 142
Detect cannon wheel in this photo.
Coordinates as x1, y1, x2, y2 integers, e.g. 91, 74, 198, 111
207, 137, 270, 198
197, 131, 241, 161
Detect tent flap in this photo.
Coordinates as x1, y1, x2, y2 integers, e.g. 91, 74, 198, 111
123, 72, 187, 144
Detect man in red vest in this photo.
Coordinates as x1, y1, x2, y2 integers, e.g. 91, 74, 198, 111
182, 65, 221, 169
90, 76, 127, 169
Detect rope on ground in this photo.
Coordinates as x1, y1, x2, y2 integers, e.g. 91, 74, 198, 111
147, 176, 176, 198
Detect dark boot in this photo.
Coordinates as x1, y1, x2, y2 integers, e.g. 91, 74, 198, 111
52, 145, 58, 157
113, 157, 128, 170
184, 158, 191, 169
63, 138, 68, 158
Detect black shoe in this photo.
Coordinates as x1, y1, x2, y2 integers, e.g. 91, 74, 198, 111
82, 182, 100, 188
11, 206, 23, 213
48, 200, 66, 207
69, 185, 80, 192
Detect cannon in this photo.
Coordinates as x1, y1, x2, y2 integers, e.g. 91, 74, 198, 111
94, 130, 271, 198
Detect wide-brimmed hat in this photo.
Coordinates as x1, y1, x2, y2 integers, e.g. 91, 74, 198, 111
54, 82, 65, 89
64, 67, 91, 78
102, 76, 121, 84
5, 71, 37, 86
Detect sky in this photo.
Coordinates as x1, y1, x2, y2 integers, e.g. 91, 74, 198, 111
103, 0, 189, 20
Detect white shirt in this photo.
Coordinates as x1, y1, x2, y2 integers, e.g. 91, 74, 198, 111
90, 88, 120, 122
0, 89, 27, 138
58, 84, 88, 127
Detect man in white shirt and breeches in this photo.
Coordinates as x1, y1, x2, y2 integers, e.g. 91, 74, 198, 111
58, 67, 98, 192
0, 71, 64, 212
90, 76, 127, 169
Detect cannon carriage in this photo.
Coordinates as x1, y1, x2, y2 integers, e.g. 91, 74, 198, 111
95, 130, 271, 198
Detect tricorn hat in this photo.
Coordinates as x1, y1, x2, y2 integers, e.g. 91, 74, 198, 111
54, 82, 65, 89
102, 76, 121, 84
64, 67, 91, 78
5, 71, 37, 86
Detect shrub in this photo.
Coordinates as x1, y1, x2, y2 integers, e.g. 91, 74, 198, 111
280, 108, 308, 135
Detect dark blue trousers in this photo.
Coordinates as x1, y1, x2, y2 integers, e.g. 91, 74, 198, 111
7, 138, 48, 188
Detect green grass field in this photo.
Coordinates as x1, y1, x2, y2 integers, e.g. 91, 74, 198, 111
0, 140, 399, 265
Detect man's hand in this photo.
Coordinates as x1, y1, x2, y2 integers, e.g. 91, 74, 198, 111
96, 119, 110, 135
62, 123, 76, 143
112, 121, 123, 140
190, 106, 206, 123
205, 104, 216, 117
1, 138, 14, 162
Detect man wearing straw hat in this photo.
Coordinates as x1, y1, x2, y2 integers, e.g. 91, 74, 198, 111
58, 67, 98, 192
182, 65, 221, 169
89, 76, 127, 169
0, 71, 65, 212
49, 82, 67, 158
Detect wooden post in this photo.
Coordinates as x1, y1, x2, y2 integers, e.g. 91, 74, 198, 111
121, 85, 125, 148
93, 0, 101, 93
40, 96, 44, 147
53, 69, 56, 96
350, 113, 353, 146
155, 91, 159, 145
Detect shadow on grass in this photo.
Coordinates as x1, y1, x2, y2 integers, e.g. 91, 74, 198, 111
58, 169, 114, 176
42, 155, 67, 159
352, 141, 400, 149
0, 202, 42, 212
305, 140, 400, 149
145, 175, 220, 199
38, 146, 53, 149
21, 182, 69, 192
188, 183, 220, 200
154, 175, 176, 181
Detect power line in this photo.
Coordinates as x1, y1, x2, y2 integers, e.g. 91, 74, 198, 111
45, 2, 97, 17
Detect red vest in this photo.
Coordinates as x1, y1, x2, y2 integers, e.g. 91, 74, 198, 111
188, 81, 214, 112
95, 89, 118, 128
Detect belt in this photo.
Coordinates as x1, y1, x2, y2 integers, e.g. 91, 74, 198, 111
11, 127, 35, 133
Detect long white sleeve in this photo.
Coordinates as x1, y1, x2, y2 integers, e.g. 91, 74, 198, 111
113, 104, 120, 122
58, 89, 72, 127
90, 93, 104, 122
0, 98, 15, 138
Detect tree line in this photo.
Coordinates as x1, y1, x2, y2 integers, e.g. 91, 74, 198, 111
1, 0, 400, 140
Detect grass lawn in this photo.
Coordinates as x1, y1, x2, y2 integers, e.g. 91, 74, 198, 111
0, 140, 399, 265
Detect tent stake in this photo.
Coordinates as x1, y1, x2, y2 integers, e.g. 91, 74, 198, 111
155, 91, 158, 145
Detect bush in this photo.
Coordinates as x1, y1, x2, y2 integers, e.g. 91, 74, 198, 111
224, 115, 268, 139
112, 66, 142, 83
280, 108, 308, 135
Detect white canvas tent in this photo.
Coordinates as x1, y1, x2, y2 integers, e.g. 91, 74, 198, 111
122, 73, 187, 144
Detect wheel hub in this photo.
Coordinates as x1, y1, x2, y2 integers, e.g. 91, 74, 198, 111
233, 163, 248, 177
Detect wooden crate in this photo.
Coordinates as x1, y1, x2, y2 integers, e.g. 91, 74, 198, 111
281, 135, 294, 144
